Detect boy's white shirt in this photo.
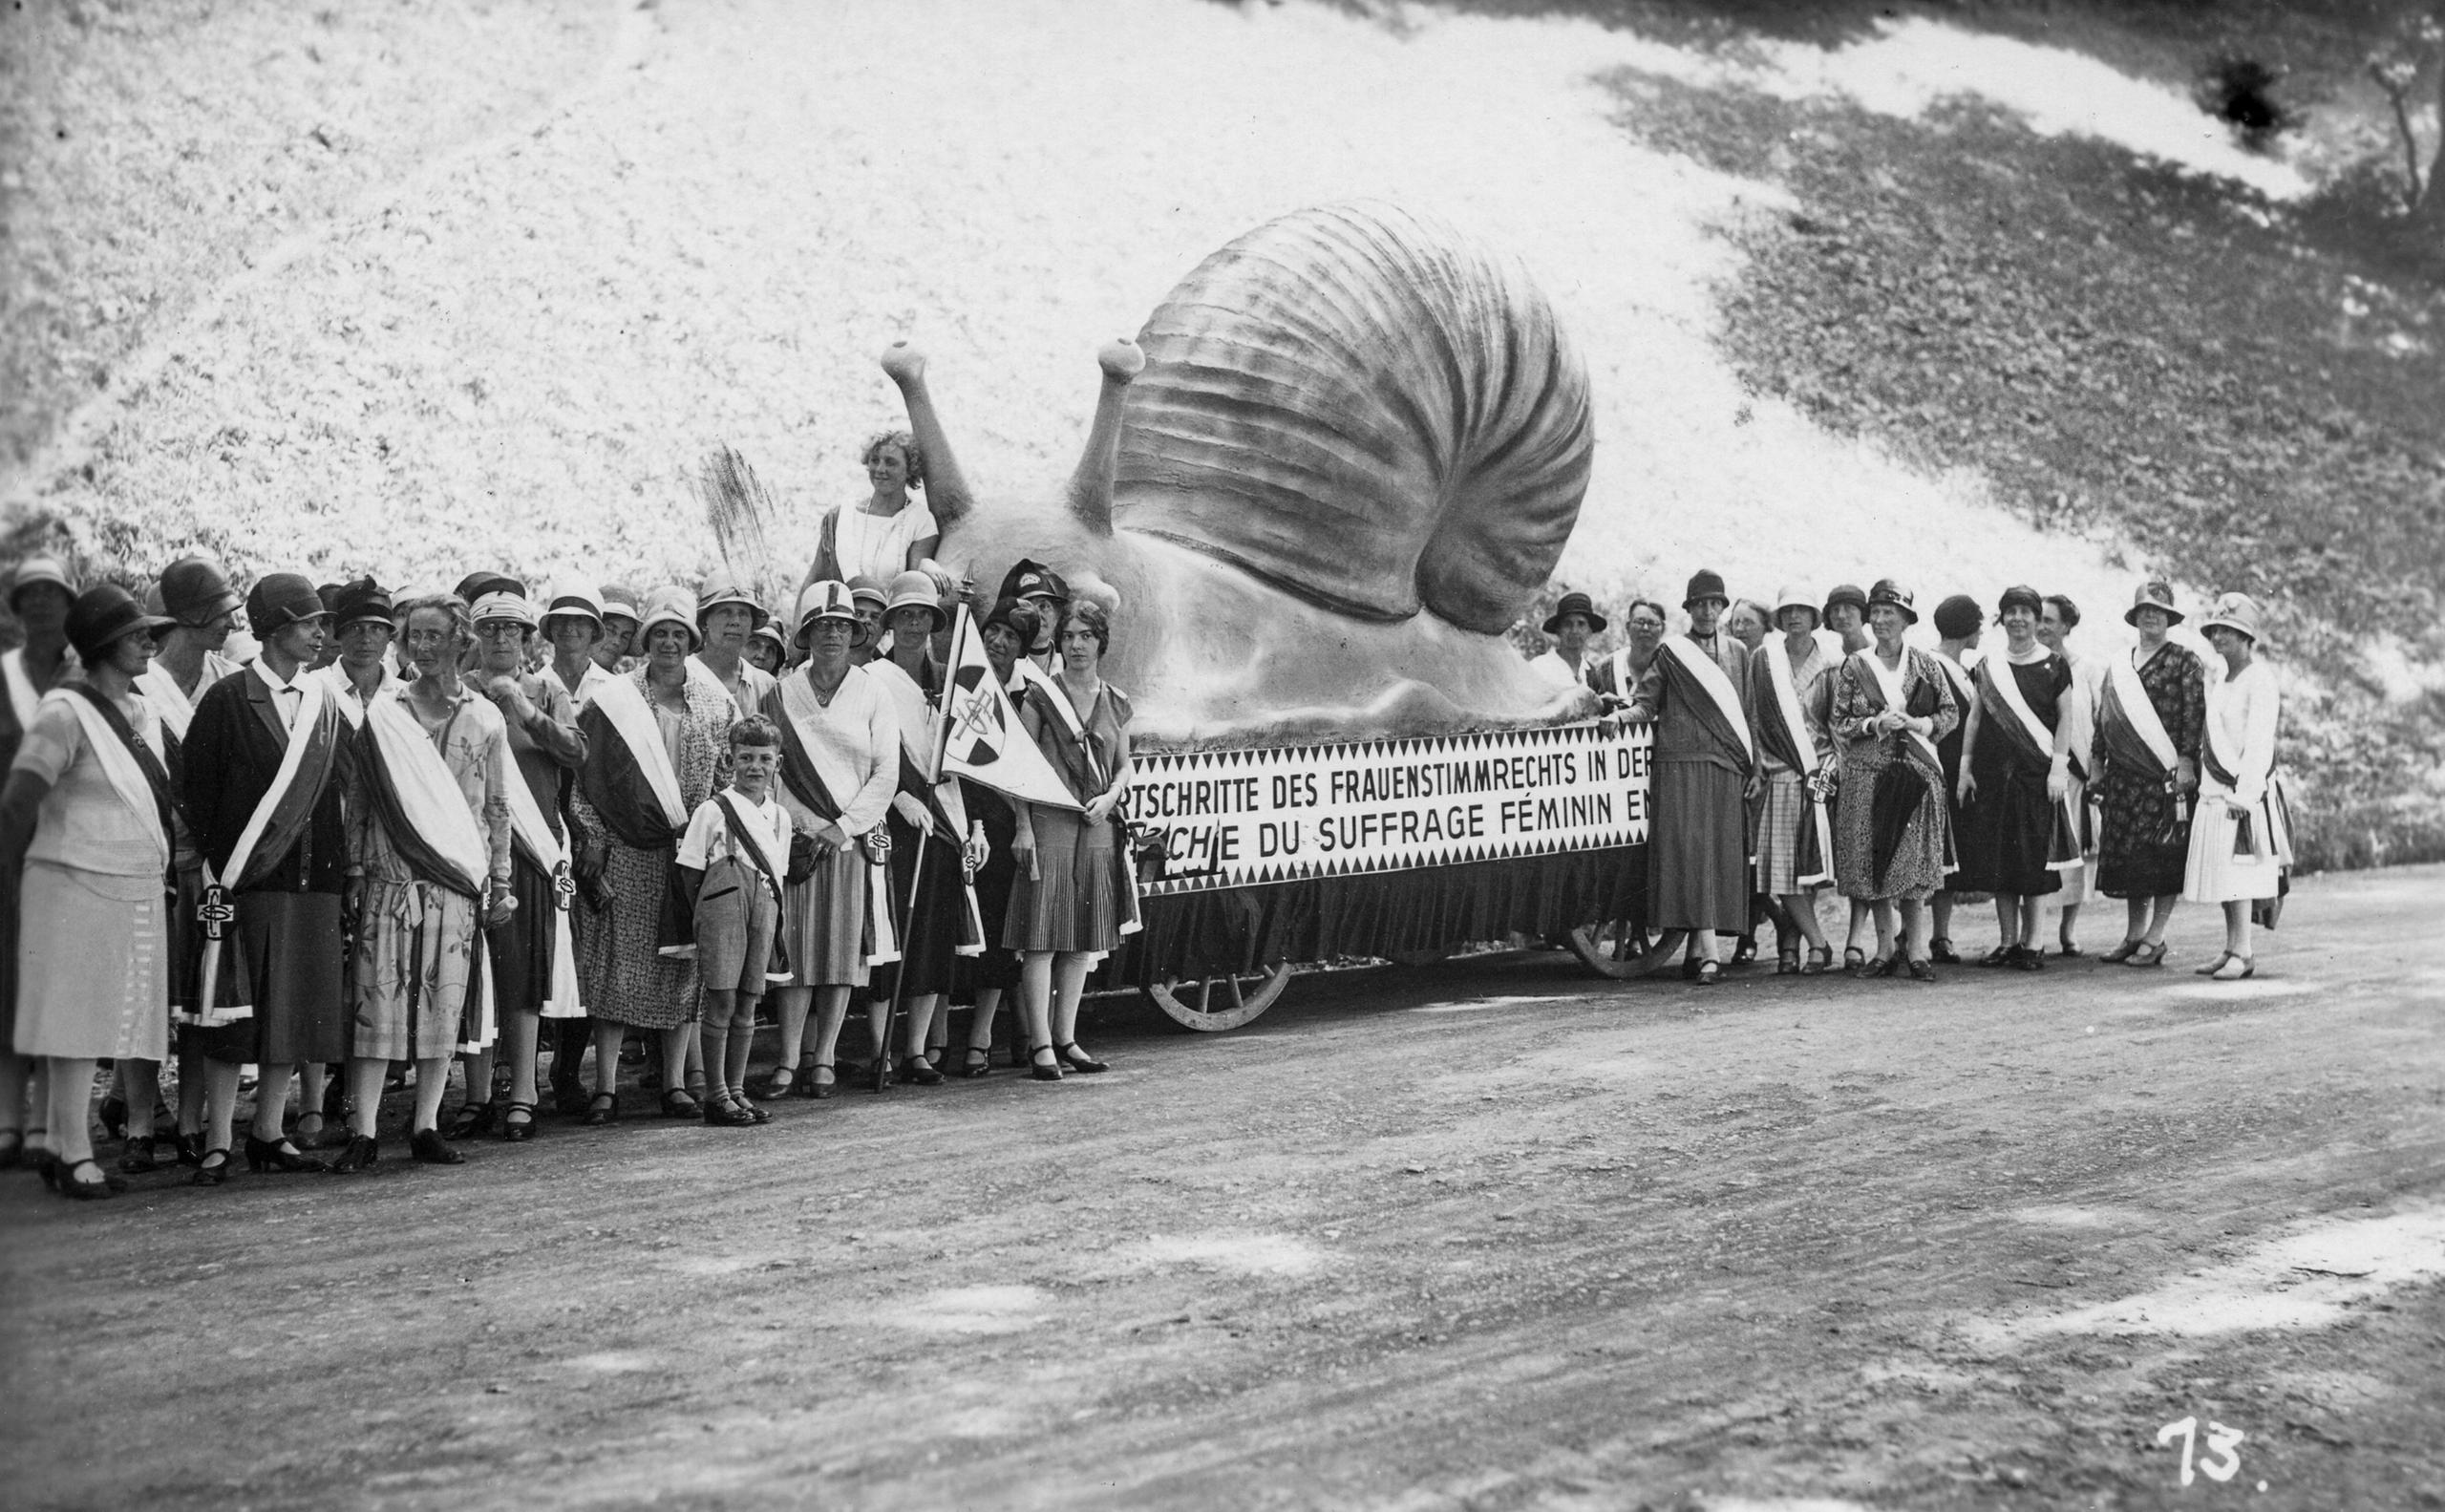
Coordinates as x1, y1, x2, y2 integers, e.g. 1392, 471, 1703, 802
676, 784, 791, 872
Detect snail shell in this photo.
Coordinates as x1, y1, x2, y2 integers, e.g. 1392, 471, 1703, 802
1114, 201, 1593, 634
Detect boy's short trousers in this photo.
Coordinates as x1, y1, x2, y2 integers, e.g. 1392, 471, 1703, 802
695, 857, 781, 995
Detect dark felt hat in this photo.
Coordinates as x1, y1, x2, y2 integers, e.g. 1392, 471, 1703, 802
156, 557, 242, 625
1001, 558, 1070, 606
65, 585, 174, 665
1541, 590, 1607, 635
455, 571, 524, 606
1821, 583, 1868, 621
1682, 568, 1728, 609
330, 576, 393, 629
1932, 594, 1983, 640
1866, 578, 1918, 625
2124, 580, 2183, 627
245, 572, 330, 634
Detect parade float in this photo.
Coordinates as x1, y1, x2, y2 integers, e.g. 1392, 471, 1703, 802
822, 202, 1656, 1030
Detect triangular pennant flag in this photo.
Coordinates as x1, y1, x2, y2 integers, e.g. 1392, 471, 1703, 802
939, 606, 1085, 812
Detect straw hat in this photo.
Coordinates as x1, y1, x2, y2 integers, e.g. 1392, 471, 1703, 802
1771, 583, 1819, 627
2123, 581, 2183, 628
884, 569, 947, 631
2197, 591, 2263, 643
634, 586, 702, 651
795, 580, 867, 646
471, 590, 539, 629
696, 572, 768, 628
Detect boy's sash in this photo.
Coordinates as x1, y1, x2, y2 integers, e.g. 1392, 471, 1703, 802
1658, 636, 1754, 768
776, 670, 899, 966
1756, 645, 1831, 889
1976, 655, 2081, 871
500, 753, 584, 1020
191, 668, 345, 1026
576, 674, 690, 849
1027, 675, 1143, 938
53, 688, 173, 876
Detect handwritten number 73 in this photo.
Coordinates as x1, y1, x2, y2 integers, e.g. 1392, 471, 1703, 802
2157, 1415, 2245, 1485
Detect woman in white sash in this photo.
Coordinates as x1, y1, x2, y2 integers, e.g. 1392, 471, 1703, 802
443, 589, 587, 1143
2038, 593, 2109, 955
568, 586, 734, 1122
1745, 585, 1838, 973
1954, 585, 2082, 970
335, 594, 516, 1172
2093, 582, 2205, 967
757, 582, 898, 1099
0, 586, 177, 1197
1829, 581, 1960, 980
1925, 594, 1984, 965
2184, 594, 2286, 981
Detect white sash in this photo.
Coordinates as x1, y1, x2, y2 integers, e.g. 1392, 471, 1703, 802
1854, 648, 1944, 769
2, 650, 40, 730
1762, 643, 1822, 777
2106, 648, 2181, 777
500, 755, 585, 1020
51, 689, 170, 874
715, 791, 795, 894
1983, 653, 2061, 766
870, 659, 970, 835
135, 654, 235, 743
779, 669, 900, 967
310, 662, 404, 730
1607, 647, 1635, 701
1031, 673, 1144, 940
364, 692, 491, 897
587, 674, 689, 832
192, 666, 336, 1026
1660, 636, 1753, 764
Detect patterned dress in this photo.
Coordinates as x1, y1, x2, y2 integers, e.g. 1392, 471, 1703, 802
1830, 648, 1961, 902
569, 668, 732, 1028
2094, 643, 2205, 899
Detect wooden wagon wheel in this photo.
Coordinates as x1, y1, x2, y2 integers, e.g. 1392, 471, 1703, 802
1144, 961, 1296, 1033
1565, 918, 1651, 980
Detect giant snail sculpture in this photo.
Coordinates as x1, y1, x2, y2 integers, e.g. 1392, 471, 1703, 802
872, 200, 1602, 746
740, 202, 1640, 1028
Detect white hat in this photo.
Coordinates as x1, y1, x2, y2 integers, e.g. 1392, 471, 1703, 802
470, 590, 538, 628
795, 580, 865, 644
634, 585, 701, 651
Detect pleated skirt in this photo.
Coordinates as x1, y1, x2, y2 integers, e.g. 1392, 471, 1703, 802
12, 861, 169, 1062
1645, 760, 1749, 933
1004, 805, 1120, 955
2184, 792, 2284, 904
776, 839, 869, 989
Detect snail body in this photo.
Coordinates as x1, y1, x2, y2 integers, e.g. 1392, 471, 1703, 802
893, 202, 1598, 745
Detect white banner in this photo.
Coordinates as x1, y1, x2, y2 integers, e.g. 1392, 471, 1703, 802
1121, 723, 1652, 897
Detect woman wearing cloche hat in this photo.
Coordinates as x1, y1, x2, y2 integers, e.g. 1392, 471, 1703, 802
1528, 590, 1606, 692
2089, 582, 2207, 968
1827, 580, 1962, 981
2181, 592, 2289, 981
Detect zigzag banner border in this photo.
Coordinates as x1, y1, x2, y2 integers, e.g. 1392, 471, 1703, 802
1120, 723, 1653, 898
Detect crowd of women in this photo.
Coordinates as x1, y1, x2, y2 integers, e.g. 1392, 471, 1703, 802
0, 430, 1142, 1201
1531, 571, 2290, 987
0, 421, 2297, 1203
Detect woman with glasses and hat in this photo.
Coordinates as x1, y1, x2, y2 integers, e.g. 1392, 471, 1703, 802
2183, 593, 2287, 982
1528, 591, 1605, 692
693, 574, 779, 720
1747, 584, 1839, 973
1614, 570, 1756, 986
0, 555, 78, 1173
866, 570, 984, 1083
1829, 580, 1961, 980
436, 588, 588, 1144
567, 586, 734, 1122
757, 581, 901, 1098
180, 571, 353, 1183
2090, 582, 2206, 968
1954, 585, 2083, 970
330, 593, 516, 1172
0, 586, 179, 1196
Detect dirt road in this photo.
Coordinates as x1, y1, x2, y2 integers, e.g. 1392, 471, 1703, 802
6, 866, 2441, 1510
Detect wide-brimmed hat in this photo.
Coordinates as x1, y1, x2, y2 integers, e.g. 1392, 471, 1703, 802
634, 586, 701, 651
1682, 568, 1728, 609
245, 572, 330, 634
845, 574, 890, 612
1996, 584, 2044, 619
2198, 591, 2263, 643
1820, 583, 1868, 622
156, 557, 243, 626
796, 580, 867, 646
1866, 578, 1918, 625
884, 569, 947, 630
696, 572, 768, 628
330, 577, 393, 630
1771, 583, 1819, 626
7, 555, 74, 613
65, 585, 174, 664
2124, 580, 2183, 627
1541, 590, 1606, 635
1932, 594, 1982, 640
471, 589, 539, 630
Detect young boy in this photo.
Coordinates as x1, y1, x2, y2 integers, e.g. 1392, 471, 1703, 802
676, 714, 793, 1127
